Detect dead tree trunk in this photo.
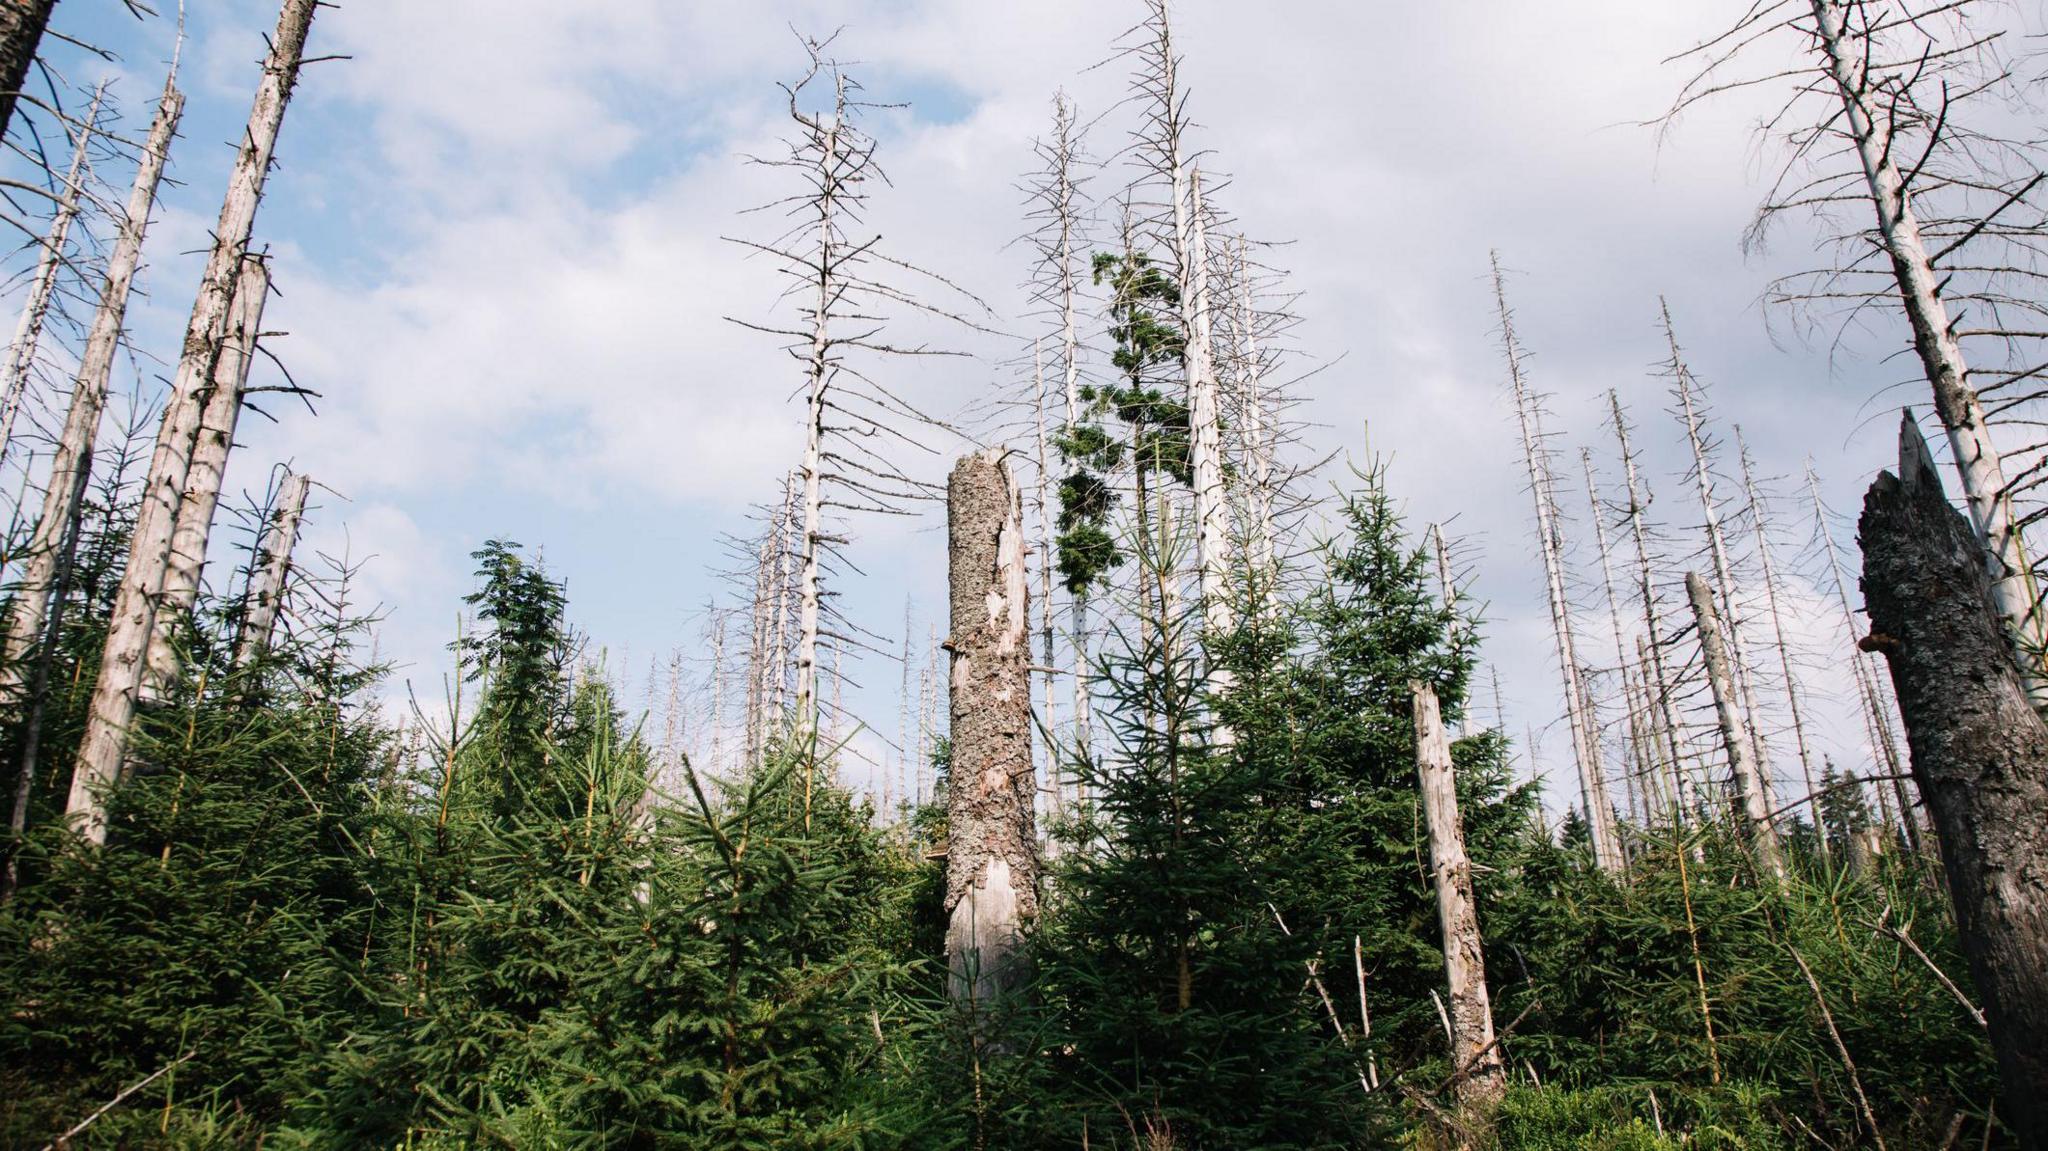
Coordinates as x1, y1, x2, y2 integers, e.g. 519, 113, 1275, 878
1687, 570, 1785, 884
945, 450, 1038, 1005
1738, 430, 1822, 849
1860, 412, 2048, 1148
1671, 314, 1775, 803
1495, 256, 1622, 871
69, 0, 317, 845
0, 72, 181, 708
1613, 390, 1690, 818
231, 470, 306, 666
0, 0, 55, 144
1810, 0, 2048, 700
144, 255, 271, 697
1413, 680, 1505, 1110
0, 81, 101, 469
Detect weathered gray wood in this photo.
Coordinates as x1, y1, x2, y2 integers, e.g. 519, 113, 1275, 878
0, 81, 101, 468
231, 470, 307, 667
1413, 681, 1504, 1110
1495, 256, 1621, 871
1860, 412, 2048, 1148
945, 449, 1038, 1005
1686, 570, 1785, 884
143, 255, 271, 698
70, 0, 318, 844
0, 72, 181, 711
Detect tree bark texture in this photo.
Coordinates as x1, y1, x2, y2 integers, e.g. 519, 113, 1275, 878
0, 0, 55, 144
1860, 413, 2048, 1149
1412, 681, 1505, 1110
70, 0, 316, 845
945, 449, 1038, 1005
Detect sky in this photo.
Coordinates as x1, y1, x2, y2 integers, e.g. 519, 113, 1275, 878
13, 0, 1998, 815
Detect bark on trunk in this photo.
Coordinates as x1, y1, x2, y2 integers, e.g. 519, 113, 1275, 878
1181, 167, 1232, 639
1860, 412, 2048, 1149
945, 450, 1038, 1005
1413, 680, 1505, 1110
0, 0, 55, 144
231, 470, 306, 667
0, 73, 181, 709
1687, 570, 1786, 884
69, 0, 317, 845
143, 255, 270, 698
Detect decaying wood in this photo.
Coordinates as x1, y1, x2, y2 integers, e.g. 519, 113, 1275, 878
945, 450, 1038, 1005
70, 0, 319, 844
144, 255, 272, 698
1495, 255, 1621, 871
1860, 412, 2048, 1147
0, 81, 103, 469
1412, 680, 1505, 1111
1686, 570, 1785, 884
0, 70, 182, 710
232, 470, 308, 667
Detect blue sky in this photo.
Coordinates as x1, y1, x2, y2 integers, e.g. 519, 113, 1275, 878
13, 0, 1984, 812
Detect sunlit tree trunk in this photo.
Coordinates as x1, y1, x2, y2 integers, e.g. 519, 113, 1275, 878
1687, 570, 1785, 884
70, 0, 318, 844
231, 470, 307, 666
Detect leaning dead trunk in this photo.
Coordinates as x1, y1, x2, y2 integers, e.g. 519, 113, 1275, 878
0, 72, 182, 709
1686, 571, 1785, 884
69, 0, 317, 845
143, 254, 271, 698
231, 470, 307, 667
945, 450, 1038, 1005
1413, 680, 1505, 1110
0, 81, 101, 468
1809, 0, 2047, 697
0, 0, 56, 143
1860, 412, 2048, 1147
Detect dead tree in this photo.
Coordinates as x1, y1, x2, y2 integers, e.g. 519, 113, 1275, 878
1133, 0, 1232, 639
1582, 449, 1654, 821
945, 450, 1038, 1004
0, 80, 103, 470
1413, 680, 1506, 1109
1611, 390, 1691, 817
728, 37, 981, 742
1673, 0, 2048, 697
0, 0, 56, 143
1860, 412, 2048, 1145
1686, 570, 1786, 883
1669, 309, 1775, 802
1494, 256, 1622, 871
231, 469, 307, 666
70, 0, 318, 845
0, 70, 180, 707
1737, 430, 1824, 848
144, 254, 271, 697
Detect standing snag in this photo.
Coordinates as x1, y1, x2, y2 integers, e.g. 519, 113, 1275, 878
1413, 680, 1505, 1110
944, 449, 1038, 1005
233, 470, 309, 667
1687, 571, 1786, 884
0, 0, 56, 143
70, 0, 318, 844
1860, 411, 2048, 1147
